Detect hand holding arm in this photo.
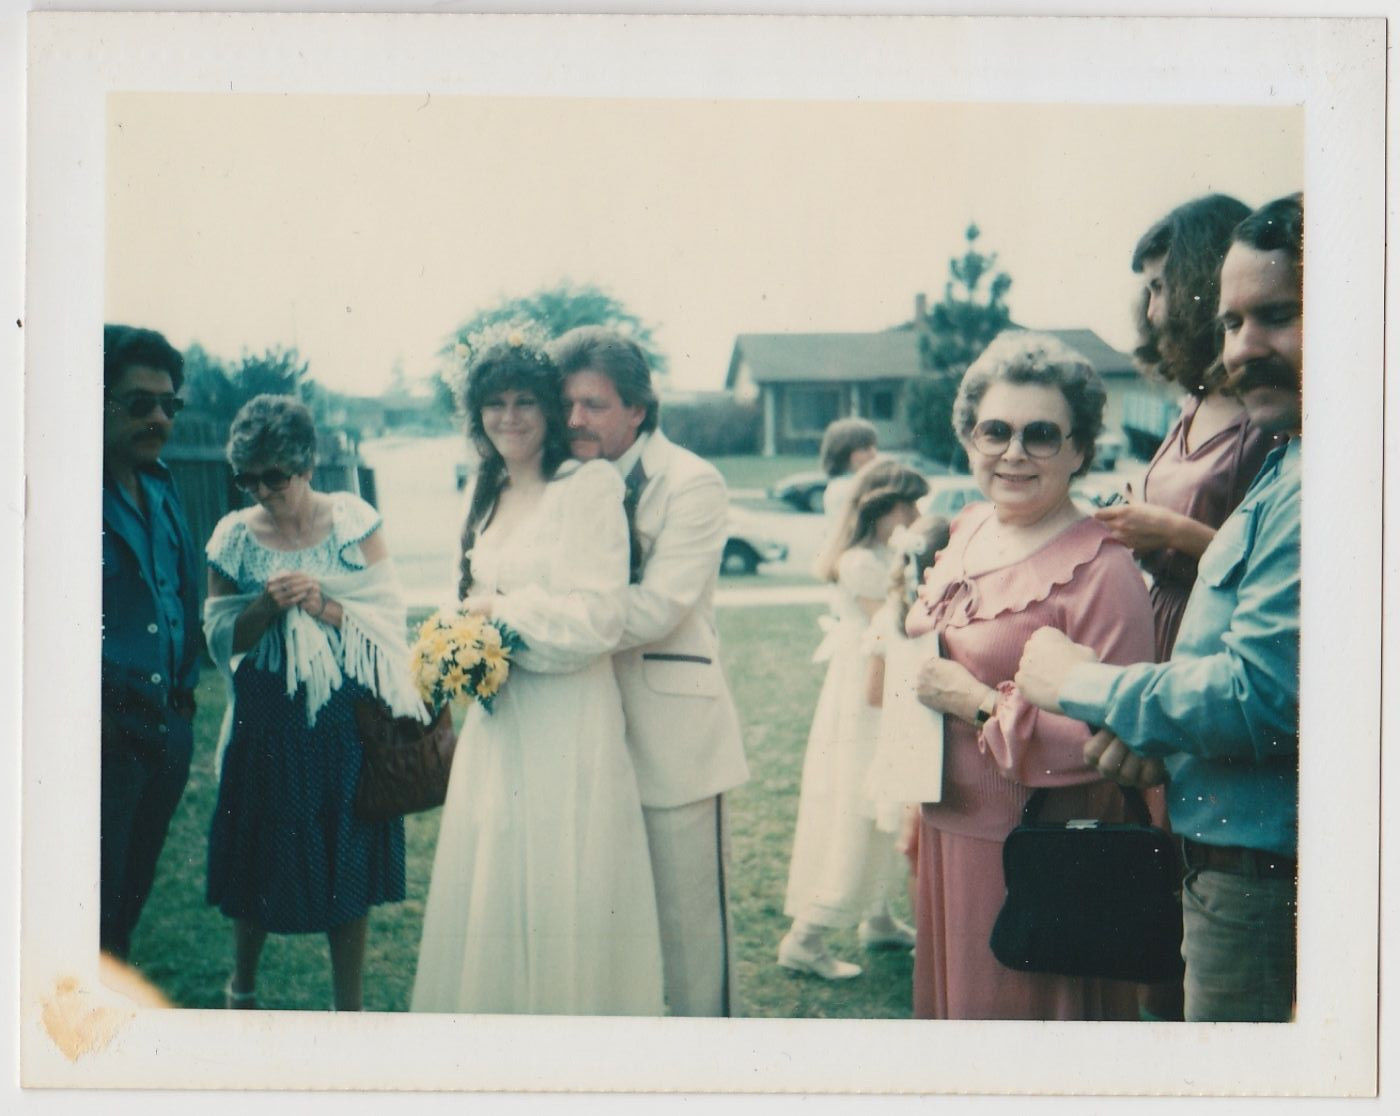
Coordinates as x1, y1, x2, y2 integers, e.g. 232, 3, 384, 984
980, 545, 1156, 786
1014, 627, 1100, 715
1061, 476, 1300, 763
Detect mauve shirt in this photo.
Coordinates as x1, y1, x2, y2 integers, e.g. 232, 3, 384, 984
1138, 394, 1278, 659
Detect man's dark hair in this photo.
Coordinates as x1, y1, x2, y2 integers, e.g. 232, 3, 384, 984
1130, 194, 1251, 395
103, 324, 185, 393
1232, 192, 1303, 267
548, 326, 660, 433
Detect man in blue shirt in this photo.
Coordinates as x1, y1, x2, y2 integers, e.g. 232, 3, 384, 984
1015, 195, 1302, 1022
101, 324, 202, 959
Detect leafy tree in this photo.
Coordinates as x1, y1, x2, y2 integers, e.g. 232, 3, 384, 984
178, 343, 320, 425
233, 346, 311, 402
180, 343, 239, 418
905, 223, 1013, 469
432, 281, 668, 410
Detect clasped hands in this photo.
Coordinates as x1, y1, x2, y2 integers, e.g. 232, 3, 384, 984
263, 571, 331, 619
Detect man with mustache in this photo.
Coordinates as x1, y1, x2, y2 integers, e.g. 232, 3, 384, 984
100, 324, 202, 959
552, 326, 749, 1016
1014, 194, 1302, 1022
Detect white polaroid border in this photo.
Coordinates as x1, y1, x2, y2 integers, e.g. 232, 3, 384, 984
20, 8, 1384, 1099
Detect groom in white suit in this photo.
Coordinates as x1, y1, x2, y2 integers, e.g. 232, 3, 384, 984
551, 326, 750, 1016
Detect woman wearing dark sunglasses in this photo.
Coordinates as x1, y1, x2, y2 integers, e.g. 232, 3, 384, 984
902, 332, 1155, 1020
202, 394, 423, 1011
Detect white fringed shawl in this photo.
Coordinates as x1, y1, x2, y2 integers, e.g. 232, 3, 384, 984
203, 561, 428, 768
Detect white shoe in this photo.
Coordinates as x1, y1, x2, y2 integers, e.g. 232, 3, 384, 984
858, 917, 916, 951
778, 934, 862, 980
223, 978, 257, 1010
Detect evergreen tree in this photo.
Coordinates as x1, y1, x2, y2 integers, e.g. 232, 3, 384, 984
905, 223, 1012, 469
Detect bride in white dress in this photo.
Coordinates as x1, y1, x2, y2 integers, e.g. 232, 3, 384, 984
411, 334, 663, 1016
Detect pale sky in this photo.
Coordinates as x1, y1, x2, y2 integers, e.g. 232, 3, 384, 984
107, 96, 1301, 397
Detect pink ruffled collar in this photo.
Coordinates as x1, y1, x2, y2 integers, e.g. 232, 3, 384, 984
908, 502, 1122, 633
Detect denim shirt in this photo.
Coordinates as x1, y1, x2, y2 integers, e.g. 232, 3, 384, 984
102, 461, 202, 743
1060, 440, 1300, 858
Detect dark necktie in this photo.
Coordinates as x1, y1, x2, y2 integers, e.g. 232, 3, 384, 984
623, 461, 647, 583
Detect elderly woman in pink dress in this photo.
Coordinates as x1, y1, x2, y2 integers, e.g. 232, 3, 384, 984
904, 332, 1155, 1020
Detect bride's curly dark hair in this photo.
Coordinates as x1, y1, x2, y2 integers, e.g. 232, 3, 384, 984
457, 340, 572, 598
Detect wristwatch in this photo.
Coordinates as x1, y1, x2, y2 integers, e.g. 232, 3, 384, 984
975, 688, 999, 726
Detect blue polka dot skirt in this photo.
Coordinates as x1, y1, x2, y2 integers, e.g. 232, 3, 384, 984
207, 660, 406, 933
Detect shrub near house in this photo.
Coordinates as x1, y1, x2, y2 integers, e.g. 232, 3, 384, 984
660, 394, 762, 457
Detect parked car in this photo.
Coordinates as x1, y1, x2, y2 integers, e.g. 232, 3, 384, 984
881, 450, 955, 476
768, 469, 830, 513
1071, 466, 1147, 510
768, 452, 954, 513
722, 510, 789, 575
918, 468, 1149, 521
1092, 431, 1126, 472
919, 476, 985, 520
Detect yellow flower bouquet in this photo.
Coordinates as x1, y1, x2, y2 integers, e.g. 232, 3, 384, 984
409, 607, 526, 714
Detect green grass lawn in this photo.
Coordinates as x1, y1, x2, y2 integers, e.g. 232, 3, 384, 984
126, 602, 913, 1018
708, 454, 815, 491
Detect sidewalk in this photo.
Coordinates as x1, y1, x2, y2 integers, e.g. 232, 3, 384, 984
715, 583, 827, 607
404, 582, 827, 611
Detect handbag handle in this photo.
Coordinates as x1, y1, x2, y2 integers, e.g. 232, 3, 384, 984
1020, 783, 1152, 827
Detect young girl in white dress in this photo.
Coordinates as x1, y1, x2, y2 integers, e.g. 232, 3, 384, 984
860, 514, 953, 909
411, 333, 663, 1016
778, 460, 929, 980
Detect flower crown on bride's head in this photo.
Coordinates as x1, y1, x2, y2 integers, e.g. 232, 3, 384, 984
449, 320, 554, 413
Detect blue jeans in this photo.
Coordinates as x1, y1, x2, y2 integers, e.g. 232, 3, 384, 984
1181, 866, 1296, 1022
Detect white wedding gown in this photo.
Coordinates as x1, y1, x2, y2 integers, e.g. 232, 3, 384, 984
411, 459, 664, 1016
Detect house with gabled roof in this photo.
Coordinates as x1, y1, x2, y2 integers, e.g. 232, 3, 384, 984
725, 301, 1179, 457
726, 331, 922, 457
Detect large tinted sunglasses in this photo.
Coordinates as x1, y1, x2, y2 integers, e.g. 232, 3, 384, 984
109, 391, 185, 419
970, 419, 1065, 459
233, 468, 294, 492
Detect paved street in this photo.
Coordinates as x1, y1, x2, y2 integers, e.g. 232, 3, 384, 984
360, 434, 829, 609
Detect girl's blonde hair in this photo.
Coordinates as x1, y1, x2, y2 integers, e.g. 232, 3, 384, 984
884, 514, 952, 628
813, 459, 929, 583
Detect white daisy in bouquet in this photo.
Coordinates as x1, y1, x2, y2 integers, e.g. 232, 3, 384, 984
409, 606, 526, 714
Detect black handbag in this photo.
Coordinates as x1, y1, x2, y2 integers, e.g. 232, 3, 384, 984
352, 700, 457, 822
989, 784, 1185, 984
